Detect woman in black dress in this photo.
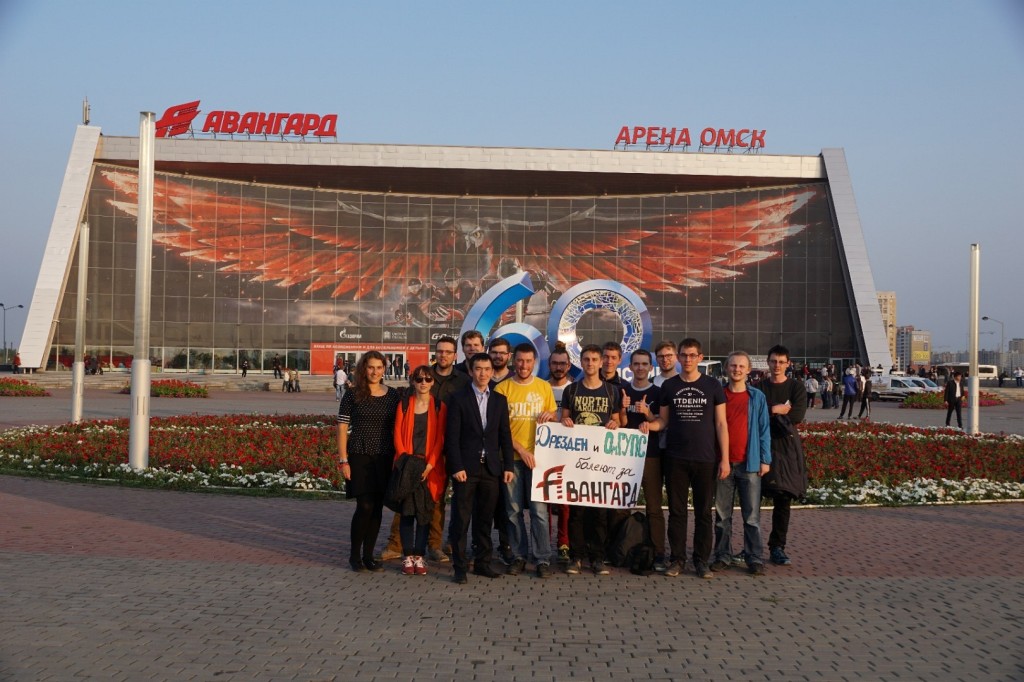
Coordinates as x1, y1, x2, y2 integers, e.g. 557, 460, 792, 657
338, 350, 401, 572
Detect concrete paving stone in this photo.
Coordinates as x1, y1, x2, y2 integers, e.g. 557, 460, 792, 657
3, 478, 1024, 681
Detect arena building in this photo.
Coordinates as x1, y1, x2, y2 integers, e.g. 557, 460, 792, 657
19, 117, 892, 376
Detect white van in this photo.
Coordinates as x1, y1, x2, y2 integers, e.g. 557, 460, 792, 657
871, 375, 925, 402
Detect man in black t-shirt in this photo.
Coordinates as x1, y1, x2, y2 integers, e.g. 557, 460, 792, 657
620, 349, 666, 569
760, 345, 807, 567
560, 344, 621, 576
647, 338, 728, 579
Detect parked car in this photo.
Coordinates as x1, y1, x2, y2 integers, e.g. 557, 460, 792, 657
906, 377, 942, 394
871, 375, 926, 402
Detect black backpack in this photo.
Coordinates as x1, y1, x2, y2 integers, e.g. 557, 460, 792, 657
609, 511, 655, 573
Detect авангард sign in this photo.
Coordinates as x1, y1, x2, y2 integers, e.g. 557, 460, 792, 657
531, 422, 647, 509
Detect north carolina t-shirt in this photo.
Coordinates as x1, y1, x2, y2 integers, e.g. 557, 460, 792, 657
561, 380, 620, 427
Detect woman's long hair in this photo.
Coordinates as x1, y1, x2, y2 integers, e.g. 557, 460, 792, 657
353, 350, 386, 402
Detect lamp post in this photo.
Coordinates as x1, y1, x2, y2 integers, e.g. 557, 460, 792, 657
1, 303, 25, 365
982, 316, 1005, 372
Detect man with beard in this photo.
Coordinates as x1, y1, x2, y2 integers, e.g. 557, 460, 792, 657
547, 343, 573, 568
495, 343, 559, 578
488, 337, 513, 387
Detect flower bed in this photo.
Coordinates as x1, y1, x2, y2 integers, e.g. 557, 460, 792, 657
0, 415, 1021, 503
0, 415, 336, 491
0, 378, 51, 397
799, 421, 1022, 485
902, 391, 1005, 409
117, 379, 209, 398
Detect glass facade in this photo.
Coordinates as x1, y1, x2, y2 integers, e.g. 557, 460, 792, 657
49, 164, 856, 373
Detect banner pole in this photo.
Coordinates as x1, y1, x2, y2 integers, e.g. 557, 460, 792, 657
967, 244, 980, 435
71, 221, 89, 422
129, 112, 155, 470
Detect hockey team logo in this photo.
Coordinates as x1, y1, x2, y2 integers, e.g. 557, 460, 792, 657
535, 465, 566, 502
154, 99, 338, 138
155, 101, 201, 138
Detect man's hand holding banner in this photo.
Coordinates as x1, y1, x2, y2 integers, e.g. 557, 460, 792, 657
531, 422, 647, 509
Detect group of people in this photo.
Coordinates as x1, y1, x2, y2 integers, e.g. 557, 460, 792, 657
336, 330, 810, 583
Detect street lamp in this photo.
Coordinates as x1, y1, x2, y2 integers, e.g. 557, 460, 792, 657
982, 316, 1005, 371
1, 303, 25, 366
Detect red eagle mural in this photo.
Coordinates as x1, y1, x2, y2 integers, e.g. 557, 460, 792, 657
98, 168, 821, 326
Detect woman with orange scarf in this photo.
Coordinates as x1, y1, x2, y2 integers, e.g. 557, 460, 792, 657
393, 365, 448, 575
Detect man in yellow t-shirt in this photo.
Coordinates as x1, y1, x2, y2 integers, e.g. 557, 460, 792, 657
495, 342, 559, 578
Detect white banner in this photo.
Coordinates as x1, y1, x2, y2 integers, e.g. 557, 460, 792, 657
531, 422, 647, 509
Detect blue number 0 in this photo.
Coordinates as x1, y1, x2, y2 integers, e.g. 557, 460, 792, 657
459, 274, 651, 379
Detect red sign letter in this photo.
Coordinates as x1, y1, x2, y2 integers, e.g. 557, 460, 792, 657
155, 100, 201, 138
202, 111, 223, 133
221, 111, 241, 134
316, 115, 338, 137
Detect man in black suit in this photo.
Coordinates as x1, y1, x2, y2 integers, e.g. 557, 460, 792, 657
944, 371, 964, 429
446, 352, 515, 584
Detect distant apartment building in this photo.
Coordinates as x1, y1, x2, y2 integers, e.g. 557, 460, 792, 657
896, 325, 931, 369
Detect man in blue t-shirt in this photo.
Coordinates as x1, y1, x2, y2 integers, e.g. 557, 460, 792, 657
646, 338, 729, 579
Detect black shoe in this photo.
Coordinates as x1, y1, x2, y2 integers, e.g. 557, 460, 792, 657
473, 564, 502, 579
694, 560, 714, 579
770, 547, 791, 566
499, 546, 515, 566
363, 558, 385, 572
507, 558, 526, 576
748, 562, 766, 576
453, 570, 468, 585
536, 563, 552, 579
349, 559, 368, 573
709, 559, 730, 572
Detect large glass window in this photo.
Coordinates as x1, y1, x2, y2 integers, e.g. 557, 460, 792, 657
58, 166, 856, 371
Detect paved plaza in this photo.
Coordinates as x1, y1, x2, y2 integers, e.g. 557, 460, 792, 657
1, 477, 1022, 681
2, 379, 1023, 680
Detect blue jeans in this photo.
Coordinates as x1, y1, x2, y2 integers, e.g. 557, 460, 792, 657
504, 460, 552, 564
713, 464, 764, 565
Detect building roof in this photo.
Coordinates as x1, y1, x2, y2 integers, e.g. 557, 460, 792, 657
95, 136, 826, 197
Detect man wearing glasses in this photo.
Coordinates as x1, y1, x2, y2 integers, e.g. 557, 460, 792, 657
488, 337, 513, 387
646, 338, 729, 579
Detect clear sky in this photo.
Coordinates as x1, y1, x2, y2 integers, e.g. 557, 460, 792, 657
1, 0, 1021, 356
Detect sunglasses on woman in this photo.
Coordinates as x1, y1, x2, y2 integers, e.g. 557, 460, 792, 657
413, 376, 434, 384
